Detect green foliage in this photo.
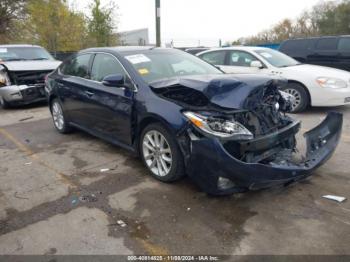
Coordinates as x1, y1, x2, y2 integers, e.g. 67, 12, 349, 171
87, 0, 118, 47
24, 0, 88, 52
317, 0, 350, 35
0, 0, 119, 51
0, 0, 27, 43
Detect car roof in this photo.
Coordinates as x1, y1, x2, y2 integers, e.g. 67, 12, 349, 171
82, 46, 157, 53
0, 44, 43, 48
185, 47, 209, 50
218, 46, 269, 51
281, 35, 350, 42
197, 46, 269, 55
79, 46, 188, 57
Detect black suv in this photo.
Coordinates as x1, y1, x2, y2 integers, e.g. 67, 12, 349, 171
279, 36, 350, 71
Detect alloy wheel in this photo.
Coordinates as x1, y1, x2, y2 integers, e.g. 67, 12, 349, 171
52, 101, 65, 130
284, 88, 302, 111
142, 130, 173, 177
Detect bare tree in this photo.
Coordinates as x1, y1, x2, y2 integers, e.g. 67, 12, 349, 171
239, 0, 350, 45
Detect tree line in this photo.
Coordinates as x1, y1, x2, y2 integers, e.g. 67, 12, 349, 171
0, 0, 118, 52
235, 0, 350, 45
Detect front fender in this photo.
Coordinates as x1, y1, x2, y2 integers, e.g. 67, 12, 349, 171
186, 112, 342, 195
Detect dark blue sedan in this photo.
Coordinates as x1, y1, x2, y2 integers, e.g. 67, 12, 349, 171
45, 47, 342, 195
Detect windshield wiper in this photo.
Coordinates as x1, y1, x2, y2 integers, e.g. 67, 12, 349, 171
3, 58, 28, 61
32, 58, 49, 60
279, 63, 302, 68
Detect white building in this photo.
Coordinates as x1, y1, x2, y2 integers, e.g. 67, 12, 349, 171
119, 28, 150, 46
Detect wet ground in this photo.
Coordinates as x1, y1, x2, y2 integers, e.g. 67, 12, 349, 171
0, 103, 349, 255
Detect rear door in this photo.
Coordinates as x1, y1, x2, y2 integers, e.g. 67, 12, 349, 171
308, 37, 340, 68
82, 53, 134, 145
225, 50, 264, 74
337, 37, 350, 72
279, 39, 311, 62
56, 53, 94, 127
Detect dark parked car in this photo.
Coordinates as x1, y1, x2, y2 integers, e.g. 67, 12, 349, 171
45, 47, 342, 195
279, 36, 350, 71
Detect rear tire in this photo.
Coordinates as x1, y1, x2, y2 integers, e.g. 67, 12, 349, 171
281, 82, 309, 113
50, 99, 72, 134
140, 123, 185, 182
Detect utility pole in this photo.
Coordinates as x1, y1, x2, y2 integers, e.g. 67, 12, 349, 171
155, 0, 161, 47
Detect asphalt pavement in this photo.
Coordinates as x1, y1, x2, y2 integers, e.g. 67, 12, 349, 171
0, 103, 349, 255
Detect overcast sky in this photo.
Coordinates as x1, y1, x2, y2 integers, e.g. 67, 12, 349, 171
72, 0, 334, 47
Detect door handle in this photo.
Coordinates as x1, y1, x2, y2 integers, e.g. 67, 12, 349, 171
85, 91, 94, 97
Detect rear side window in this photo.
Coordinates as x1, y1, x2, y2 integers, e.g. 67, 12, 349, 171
91, 53, 126, 82
60, 54, 91, 78
315, 38, 338, 50
200, 51, 226, 65
281, 39, 309, 51
338, 37, 350, 51
229, 51, 258, 67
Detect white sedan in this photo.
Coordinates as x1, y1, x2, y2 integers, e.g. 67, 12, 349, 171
197, 47, 350, 112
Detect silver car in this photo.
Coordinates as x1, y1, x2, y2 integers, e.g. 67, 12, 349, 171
0, 44, 61, 108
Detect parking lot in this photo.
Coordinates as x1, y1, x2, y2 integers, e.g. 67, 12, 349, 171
0, 103, 349, 255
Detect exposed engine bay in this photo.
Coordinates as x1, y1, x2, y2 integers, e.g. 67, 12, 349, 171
9, 70, 51, 87
151, 76, 303, 165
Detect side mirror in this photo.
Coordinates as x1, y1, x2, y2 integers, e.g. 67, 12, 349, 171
250, 61, 264, 69
102, 74, 125, 87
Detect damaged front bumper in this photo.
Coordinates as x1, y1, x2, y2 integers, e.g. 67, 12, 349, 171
0, 84, 47, 105
186, 112, 342, 195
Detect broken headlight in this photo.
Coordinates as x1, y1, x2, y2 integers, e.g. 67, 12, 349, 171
0, 70, 10, 87
183, 111, 253, 140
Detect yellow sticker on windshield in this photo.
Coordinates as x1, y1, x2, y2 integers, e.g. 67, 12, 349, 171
138, 68, 149, 75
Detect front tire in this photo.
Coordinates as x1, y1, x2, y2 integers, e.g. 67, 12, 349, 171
50, 99, 72, 134
140, 123, 185, 182
281, 82, 309, 113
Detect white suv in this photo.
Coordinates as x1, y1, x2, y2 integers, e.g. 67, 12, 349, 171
0, 44, 61, 109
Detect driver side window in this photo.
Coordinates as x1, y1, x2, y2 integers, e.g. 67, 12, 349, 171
91, 53, 126, 82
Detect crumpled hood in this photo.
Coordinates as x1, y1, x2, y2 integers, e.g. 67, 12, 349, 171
151, 74, 286, 109
1, 60, 61, 71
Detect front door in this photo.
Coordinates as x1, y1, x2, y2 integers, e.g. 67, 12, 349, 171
82, 53, 134, 146
307, 37, 340, 69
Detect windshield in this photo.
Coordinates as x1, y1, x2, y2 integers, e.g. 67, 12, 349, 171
123, 50, 222, 83
255, 49, 300, 68
0, 47, 54, 62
